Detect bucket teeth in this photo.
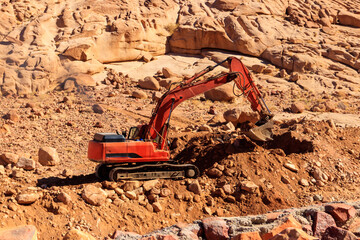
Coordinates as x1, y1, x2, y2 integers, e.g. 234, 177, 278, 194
244, 120, 274, 141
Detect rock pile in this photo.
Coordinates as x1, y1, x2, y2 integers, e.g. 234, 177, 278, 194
2, 202, 360, 240
112, 202, 360, 240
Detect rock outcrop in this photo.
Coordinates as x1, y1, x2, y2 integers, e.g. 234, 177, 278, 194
1, 0, 360, 95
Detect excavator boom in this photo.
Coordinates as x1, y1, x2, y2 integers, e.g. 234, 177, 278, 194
143, 57, 272, 148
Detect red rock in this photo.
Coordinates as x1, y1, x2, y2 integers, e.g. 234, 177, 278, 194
140, 237, 157, 240
348, 217, 360, 236
321, 226, 357, 240
269, 227, 316, 240
291, 103, 305, 113
265, 212, 285, 223
158, 235, 179, 240
325, 203, 357, 223
0, 152, 19, 165
112, 230, 141, 239
188, 180, 202, 195
0, 225, 37, 240
231, 231, 262, 240
207, 168, 223, 178
38, 147, 60, 166
202, 217, 229, 240
240, 181, 259, 193
176, 222, 201, 238
92, 104, 104, 114
313, 211, 336, 238
302, 225, 313, 236
262, 215, 302, 240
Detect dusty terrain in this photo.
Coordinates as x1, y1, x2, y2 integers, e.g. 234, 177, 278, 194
0, 54, 360, 239
1, 0, 360, 239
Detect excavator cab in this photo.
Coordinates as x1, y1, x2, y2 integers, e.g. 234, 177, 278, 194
128, 126, 140, 140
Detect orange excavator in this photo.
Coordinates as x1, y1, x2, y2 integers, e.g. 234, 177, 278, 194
88, 57, 273, 181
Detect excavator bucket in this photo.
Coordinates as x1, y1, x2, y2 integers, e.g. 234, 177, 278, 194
244, 119, 274, 141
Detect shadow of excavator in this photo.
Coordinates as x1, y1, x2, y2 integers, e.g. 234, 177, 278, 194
37, 173, 98, 187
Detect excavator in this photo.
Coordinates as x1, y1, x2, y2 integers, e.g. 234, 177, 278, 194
88, 57, 273, 181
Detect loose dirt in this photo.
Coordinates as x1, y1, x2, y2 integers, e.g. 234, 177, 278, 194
0, 55, 360, 239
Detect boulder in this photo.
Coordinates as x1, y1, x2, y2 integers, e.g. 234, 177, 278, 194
3, 110, 20, 122
112, 230, 141, 240
270, 227, 316, 240
64, 74, 96, 88
188, 180, 202, 195
139, 77, 160, 91
313, 211, 336, 238
92, 104, 104, 114
160, 188, 171, 197
322, 226, 357, 240
63, 43, 94, 61
132, 90, 147, 99
0, 225, 37, 240
240, 181, 259, 193
262, 215, 303, 240
123, 181, 141, 191
238, 111, 260, 124
223, 108, 241, 123
142, 180, 159, 192
325, 203, 357, 224
57, 192, 72, 205
38, 147, 60, 166
232, 231, 262, 240
204, 83, 235, 102
299, 179, 309, 187
284, 163, 299, 172
162, 67, 178, 78
212, 0, 239, 11
16, 157, 36, 170
63, 229, 97, 240
125, 191, 137, 200
338, 11, 360, 28
207, 168, 223, 178
82, 185, 107, 206
142, 52, 153, 62
291, 103, 305, 113
152, 202, 163, 212
16, 192, 41, 205
202, 217, 229, 240
0, 152, 19, 165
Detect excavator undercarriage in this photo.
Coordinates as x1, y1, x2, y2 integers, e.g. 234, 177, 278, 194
95, 162, 200, 181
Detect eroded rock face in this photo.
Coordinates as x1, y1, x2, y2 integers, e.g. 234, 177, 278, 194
1, 0, 360, 95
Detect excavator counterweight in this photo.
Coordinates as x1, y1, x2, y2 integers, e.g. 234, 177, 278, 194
88, 57, 274, 181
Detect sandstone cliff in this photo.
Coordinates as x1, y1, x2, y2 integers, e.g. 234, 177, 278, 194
1, 0, 360, 95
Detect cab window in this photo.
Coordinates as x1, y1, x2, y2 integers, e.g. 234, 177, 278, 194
128, 127, 139, 139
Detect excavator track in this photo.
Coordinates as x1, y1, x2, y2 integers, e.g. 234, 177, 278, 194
95, 163, 200, 181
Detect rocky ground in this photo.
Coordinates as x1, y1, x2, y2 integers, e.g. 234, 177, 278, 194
0, 54, 360, 239
1, 0, 360, 239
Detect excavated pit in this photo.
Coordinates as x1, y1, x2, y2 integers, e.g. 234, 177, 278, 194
261, 131, 315, 155
172, 130, 315, 172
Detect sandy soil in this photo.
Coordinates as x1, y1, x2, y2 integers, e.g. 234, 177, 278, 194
0, 55, 360, 239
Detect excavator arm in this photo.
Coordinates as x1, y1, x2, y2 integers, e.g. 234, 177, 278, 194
142, 57, 273, 149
